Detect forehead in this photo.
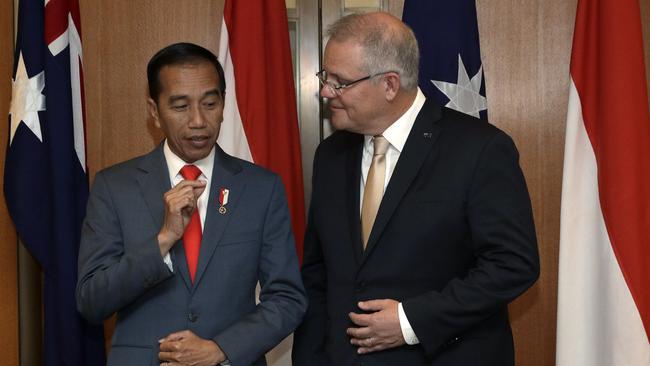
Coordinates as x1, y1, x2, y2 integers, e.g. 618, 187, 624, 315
323, 39, 365, 77
158, 62, 220, 94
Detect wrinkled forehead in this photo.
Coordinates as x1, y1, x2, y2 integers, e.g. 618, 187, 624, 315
323, 40, 366, 77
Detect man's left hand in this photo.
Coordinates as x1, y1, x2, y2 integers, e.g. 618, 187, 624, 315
347, 299, 406, 354
159, 330, 225, 366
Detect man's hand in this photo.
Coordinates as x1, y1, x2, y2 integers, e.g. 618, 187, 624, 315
159, 330, 225, 366
347, 299, 406, 354
158, 180, 206, 255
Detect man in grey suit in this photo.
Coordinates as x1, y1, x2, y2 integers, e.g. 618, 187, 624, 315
76, 42, 307, 366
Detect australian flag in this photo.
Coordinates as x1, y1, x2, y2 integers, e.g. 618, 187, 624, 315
403, 0, 488, 119
4, 0, 105, 364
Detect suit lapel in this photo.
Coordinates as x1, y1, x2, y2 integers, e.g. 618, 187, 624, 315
345, 135, 364, 264
192, 145, 244, 288
362, 101, 442, 262
136, 145, 193, 289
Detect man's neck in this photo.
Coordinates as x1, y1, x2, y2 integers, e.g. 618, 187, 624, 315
371, 89, 419, 136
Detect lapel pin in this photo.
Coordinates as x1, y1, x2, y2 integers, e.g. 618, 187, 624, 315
423, 132, 433, 139
218, 188, 229, 214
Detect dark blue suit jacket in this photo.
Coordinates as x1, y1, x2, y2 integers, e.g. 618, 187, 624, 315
292, 100, 539, 366
77, 144, 307, 366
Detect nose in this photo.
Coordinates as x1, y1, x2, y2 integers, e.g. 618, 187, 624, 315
188, 106, 206, 128
320, 84, 337, 99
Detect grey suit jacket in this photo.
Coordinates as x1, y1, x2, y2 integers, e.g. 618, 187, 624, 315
76, 144, 307, 366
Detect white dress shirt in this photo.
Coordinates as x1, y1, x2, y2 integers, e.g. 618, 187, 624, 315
360, 88, 426, 345
161, 140, 215, 271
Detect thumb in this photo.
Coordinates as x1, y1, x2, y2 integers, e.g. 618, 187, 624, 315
159, 330, 188, 343
358, 299, 389, 311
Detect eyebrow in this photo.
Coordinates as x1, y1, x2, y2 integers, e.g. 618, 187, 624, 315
167, 89, 222, 104
203, 89, 222, 98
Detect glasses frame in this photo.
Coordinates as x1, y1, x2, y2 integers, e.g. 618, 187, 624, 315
316, 69, 394, 96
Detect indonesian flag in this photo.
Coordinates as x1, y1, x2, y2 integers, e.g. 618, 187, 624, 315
217, 0, 306, 259
556, 0, 650, 364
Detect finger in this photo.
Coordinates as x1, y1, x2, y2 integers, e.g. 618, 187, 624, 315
350, 336, 374, 347
158, 340, 181, 352
347, 326, 372, 339
165, 191, 198, 212
165, 193, 198, 216
158, 350, 176, 362
166, 185, 199, 200
192, 185, 206, 199
349, 312, 372, 326
159, 330, 187, 344
357, 344, 389, 354
167, 193, 195, 208
358, 299, 389, 311
176, 180, 207, 189
165, 183, 201, 199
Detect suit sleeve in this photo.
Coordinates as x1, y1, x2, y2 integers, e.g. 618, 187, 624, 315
402, 130, 540, 355
291, 146, 330, 366
76, 171, 173, 324
213, 175, 308, 366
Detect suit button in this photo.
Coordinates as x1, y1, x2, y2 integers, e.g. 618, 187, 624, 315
188, 312, 198, 322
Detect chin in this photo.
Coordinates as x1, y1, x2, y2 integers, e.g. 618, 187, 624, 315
330, 118, 349, 132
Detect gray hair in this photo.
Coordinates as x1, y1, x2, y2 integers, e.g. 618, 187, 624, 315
326, 12, 420, 91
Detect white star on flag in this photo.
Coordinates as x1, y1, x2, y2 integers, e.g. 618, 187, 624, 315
9, 51, 45, 145
432, 54, 487, 118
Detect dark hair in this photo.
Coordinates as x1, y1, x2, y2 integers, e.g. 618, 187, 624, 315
147, 42, 226, 102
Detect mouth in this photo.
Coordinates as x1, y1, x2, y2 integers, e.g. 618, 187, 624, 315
186, 135, 211, 148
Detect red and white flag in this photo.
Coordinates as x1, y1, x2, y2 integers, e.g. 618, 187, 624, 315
217, 0, 306, 259
556, 0, 650, 364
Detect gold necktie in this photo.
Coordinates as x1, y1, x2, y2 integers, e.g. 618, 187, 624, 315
361, 135, 390, 249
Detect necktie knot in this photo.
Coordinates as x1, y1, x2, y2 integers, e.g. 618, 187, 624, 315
180, 164, 202, 181
373, 135, 389, 156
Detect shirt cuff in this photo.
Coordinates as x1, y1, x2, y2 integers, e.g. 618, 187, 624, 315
163, 253, 174, 272
398, 302, 419, 345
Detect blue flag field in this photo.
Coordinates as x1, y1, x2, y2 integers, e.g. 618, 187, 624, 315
403, 0, 488, 119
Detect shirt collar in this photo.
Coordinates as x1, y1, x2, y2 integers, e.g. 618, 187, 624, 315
163, 140, 215, 182
364, 88, 426, 152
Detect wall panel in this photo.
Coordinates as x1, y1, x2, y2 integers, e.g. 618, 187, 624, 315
80, 0, 224, 180
477, 1, 576, 365
0, 0, 19, 364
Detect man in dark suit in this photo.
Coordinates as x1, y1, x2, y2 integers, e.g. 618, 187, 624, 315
292, 12, 539, 366
76, 43, 306, 366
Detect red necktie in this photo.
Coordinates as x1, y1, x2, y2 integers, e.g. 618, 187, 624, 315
180, 164, 202, 283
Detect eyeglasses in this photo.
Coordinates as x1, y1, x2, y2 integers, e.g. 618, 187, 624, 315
316, 69, 393, 96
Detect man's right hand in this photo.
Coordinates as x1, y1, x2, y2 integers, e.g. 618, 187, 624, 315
158, 180, 207, 255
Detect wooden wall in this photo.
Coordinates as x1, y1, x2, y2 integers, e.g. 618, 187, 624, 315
0, 1, 648, 366
80, 0, 224, 177
477, 1, 574, 364
0, 0, 19, 364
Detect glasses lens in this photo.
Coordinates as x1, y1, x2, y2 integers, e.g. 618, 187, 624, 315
317, 71, 339, 96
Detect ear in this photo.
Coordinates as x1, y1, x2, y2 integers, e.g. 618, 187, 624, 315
382, 72, 401, 102
147, 98, 161, 128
